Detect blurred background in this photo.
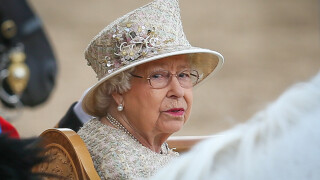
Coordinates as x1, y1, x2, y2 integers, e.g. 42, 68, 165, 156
9, 0, 320, 137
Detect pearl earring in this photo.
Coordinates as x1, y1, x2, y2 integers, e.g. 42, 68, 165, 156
117, 104, 124, 111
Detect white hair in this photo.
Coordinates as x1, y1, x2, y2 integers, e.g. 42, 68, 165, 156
94, 68, 134, 117
152, 71, 320, 180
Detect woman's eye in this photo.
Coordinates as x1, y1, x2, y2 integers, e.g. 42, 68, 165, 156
178, 72, 190, 78
151, 74, 163, 79
150, 72, 167, 79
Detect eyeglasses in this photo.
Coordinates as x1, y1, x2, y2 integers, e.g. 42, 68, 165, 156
131, 69, 199, 89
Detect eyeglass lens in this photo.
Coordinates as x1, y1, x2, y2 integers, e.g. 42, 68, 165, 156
148, 70, 199, 89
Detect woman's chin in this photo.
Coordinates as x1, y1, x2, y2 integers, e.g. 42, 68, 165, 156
156, 113, 188, 133
160, 121, 185, 134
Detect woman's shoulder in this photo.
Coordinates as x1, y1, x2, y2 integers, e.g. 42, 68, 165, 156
77, 118, 131, 178
77, 118, 122, 146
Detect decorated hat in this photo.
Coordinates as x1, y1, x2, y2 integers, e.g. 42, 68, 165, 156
82, 0, 224, 116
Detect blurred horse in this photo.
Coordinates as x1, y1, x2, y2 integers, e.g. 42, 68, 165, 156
152, 71, 320, 180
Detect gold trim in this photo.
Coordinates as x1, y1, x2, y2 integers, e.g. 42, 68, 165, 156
1, 20, 17, 39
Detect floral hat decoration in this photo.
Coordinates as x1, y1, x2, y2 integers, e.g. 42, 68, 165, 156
82, 0, 224, 116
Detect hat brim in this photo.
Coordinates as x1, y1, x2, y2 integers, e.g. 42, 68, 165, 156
82, 47, 224, 117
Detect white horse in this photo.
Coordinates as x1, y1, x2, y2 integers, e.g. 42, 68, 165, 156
152, 71, 320, 180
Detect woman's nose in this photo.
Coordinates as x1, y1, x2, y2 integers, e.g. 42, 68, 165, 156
166, 76, 184, 98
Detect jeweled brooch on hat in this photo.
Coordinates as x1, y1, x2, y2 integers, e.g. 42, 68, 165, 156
99, 21, 170, 74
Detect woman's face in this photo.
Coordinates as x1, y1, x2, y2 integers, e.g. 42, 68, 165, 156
122, 55, 193, 136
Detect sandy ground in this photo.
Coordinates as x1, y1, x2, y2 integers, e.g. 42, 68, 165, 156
8, 0, 320, 137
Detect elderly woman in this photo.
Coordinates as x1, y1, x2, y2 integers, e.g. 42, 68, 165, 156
77, 0, 224, 179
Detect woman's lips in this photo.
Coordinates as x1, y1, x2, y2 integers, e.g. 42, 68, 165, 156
164, 108, 185, 116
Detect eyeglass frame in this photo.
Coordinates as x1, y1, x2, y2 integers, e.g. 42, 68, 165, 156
130, 69, 200, 89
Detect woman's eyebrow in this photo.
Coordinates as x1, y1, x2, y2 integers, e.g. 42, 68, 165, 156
146, 64, 191, 73
177, 64, 190, 69
146, 67, 166, 74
